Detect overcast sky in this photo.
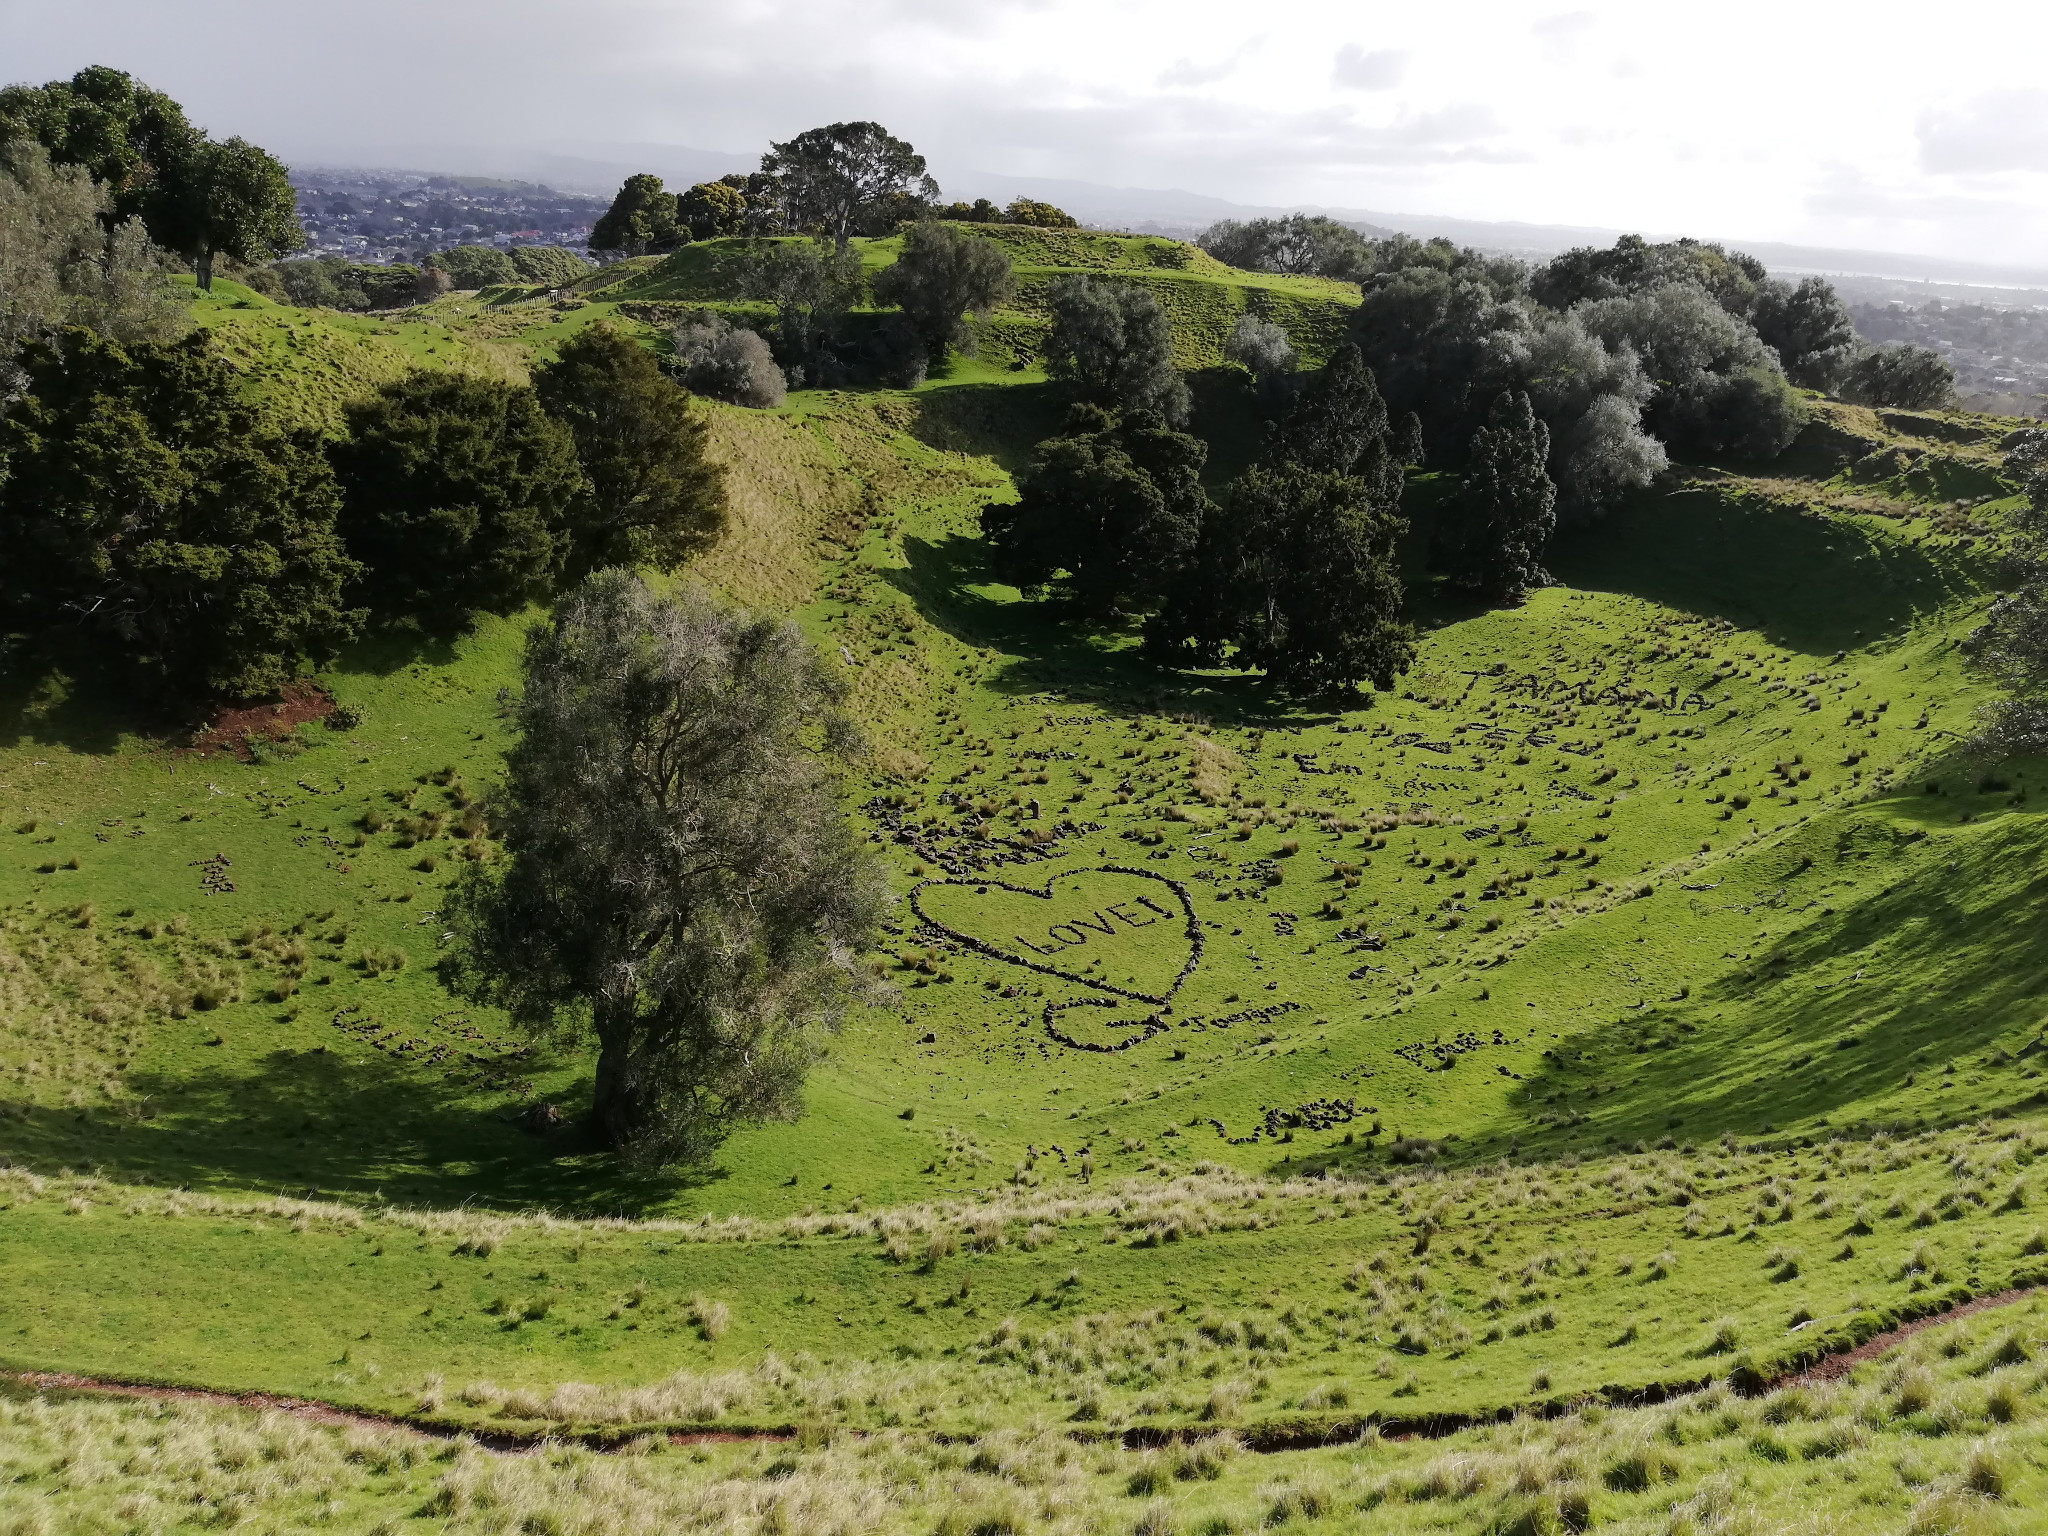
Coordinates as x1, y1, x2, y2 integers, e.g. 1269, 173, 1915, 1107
8, 0, 2047, 263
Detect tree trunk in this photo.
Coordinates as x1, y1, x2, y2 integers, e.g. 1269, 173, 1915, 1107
590, 1021, 640, 1151
194, 249, 214, 292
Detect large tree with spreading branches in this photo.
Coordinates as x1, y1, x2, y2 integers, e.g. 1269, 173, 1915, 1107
446, 573, 887, 1166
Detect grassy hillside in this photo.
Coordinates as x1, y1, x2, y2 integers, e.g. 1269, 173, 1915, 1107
5, 242, 2048, 1527
587, 225, 1359, 373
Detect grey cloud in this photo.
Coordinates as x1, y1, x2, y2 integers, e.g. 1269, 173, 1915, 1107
1917, 90, 2048, 176
1332, 45, 1407, 92
1156, 38, 1264, 90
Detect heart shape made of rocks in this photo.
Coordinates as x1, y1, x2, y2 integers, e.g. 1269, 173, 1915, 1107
911, 866, 1201, 1003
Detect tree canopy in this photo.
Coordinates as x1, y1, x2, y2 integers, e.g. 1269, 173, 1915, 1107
446, 572, 886, 1167
1751, 276, 1859, 391
1, 67, 302, 289
1149, 349, 1414, 697
871, 221, 1014, 357
431, 244, 519, 288
590, 173, 682, 255
761, 122, 938, 248
1200, 463, 1414, 698
0, 328, 362, 698
531, 327, 726, 578
146, 134, 301, 289
1042, 275, 1189, 425
743, 238, 866, 383
982, 405, 1211, 620
1966, 431, 2048, 755
505, 245, 592, 288
1436, 390, 1556, 602
1198, 215, 1376, 281
330, 373, 587, 632
678, 179, 746, 240
0, 66, 195, 230
1843, 344, 1955, 409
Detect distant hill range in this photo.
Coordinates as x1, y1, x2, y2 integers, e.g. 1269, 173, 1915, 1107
289, 139, 2048, 298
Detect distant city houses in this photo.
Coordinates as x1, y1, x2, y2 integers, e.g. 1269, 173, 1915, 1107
286, 168, 607, 265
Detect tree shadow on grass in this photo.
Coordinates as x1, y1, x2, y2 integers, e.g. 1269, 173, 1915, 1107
904, 381, 1067, 475
1548, 486, 1983, 654
0, 615, 476, 758
6, 1046, 718, 1216
330, 619, 466, 680
0, 652, 135, 758
885, 530, 1312, 728
1500, 787, 2048, 1154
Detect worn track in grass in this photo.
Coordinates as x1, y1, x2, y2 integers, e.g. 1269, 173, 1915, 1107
8, 1281, 2033, 1456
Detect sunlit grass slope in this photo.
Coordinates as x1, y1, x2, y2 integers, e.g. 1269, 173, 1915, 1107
4, 265, 2047, 1482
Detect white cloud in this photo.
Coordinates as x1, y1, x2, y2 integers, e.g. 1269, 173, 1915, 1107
6, 0, 2046, 263
1332, 45, 1406, 92
1530, 11, 1596, 62
1917, 90, 2048, 176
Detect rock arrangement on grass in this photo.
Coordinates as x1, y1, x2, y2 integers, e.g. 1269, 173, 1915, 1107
327, 1005, 532, 1091
908, 865, 1203, 1006
863, 793, 1102, 877
1394, 1028, 1527, 1073
191, 852, 235, 894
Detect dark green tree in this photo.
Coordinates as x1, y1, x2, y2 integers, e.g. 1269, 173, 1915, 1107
1152, 346, 1413, 694
0, 328, 362, 697
1204, 465, 1414, 697
147, 134, 303, 289
982, 405, 1210, 620
744, 238, 865, 379
0, 66, 196, 230
871, 221, 1014, 357
1436, 390, 1556, 602
678, 180, 746, 239
330, 373, 586, 631
1266, 343, 1404, 503
532, 327, 726, 577
1751, 276, 1859, 391
590, 174, 681, 254
1843, 344, 1955, 409
1042, 275, 1189, 425
761, 122, 938, 248
1966, 431, 2048, 754
445, 571, 886, 1166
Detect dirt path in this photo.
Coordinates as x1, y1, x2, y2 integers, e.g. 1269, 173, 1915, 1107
0, 1371, 784, 1453
1773, 1284, 2040, 1388
6, 1283, 2037, 1455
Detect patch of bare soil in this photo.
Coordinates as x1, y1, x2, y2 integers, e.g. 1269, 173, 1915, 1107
189, 680, 336, 760
1777, 1285, 2040, 1388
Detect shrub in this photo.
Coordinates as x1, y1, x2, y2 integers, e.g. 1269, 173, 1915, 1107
671, 314, 786, 408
